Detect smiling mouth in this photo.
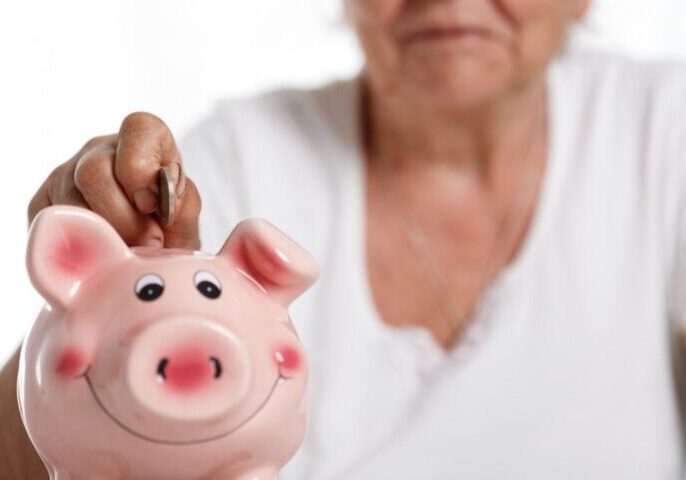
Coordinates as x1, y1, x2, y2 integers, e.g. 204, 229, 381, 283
401, 24, 510, 48
82, 368, 286, 446
409, 26, 487, 41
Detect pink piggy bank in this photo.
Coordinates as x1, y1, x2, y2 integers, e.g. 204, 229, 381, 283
18, 206, 319, 480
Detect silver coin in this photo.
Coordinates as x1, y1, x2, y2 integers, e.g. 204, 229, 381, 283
158, 166, 176, 227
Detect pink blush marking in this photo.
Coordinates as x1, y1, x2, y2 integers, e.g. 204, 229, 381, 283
274, 345, 300, 373
51, 236, 93, 276
56, 348, 86, 378
239, 242, 285, 288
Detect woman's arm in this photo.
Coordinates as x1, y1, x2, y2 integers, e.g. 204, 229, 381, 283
0, 348, 48, 479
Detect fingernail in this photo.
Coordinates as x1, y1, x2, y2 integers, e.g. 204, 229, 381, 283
141, 236, 163, 248
133, 188, 157, 214
177, 167, 187, 197
169, 162, 185, 197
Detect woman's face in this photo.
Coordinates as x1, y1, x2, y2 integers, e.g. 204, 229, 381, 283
346, 0, 589, 107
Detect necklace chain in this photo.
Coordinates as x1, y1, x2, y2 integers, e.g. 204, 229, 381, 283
373, 92, 546, 340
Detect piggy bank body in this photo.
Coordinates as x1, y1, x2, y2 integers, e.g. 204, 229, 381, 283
18, 206, 318, 480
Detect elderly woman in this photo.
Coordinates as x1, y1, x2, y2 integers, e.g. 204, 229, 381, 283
2, 0, 686, 478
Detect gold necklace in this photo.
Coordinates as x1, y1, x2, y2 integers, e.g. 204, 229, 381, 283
372, 92, 546, 339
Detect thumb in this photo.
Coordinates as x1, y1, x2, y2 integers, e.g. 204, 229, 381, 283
163, 177, 202, 250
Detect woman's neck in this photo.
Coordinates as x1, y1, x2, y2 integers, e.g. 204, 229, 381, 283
361, 74, 548, 189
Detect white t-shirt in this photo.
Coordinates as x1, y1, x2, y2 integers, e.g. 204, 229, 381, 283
179, 50, 686, 479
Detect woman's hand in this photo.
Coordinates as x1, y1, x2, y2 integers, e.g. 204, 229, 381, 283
0, 113, 203, 480
27, 112, 202, 249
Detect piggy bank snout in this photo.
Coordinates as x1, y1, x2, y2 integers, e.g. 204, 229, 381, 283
154, 350, 224, 393
125, 318, 251, 421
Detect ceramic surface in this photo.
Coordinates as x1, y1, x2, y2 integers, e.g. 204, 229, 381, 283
19, 206, 319, 480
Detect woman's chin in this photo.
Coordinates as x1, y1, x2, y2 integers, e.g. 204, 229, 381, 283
407, 75, 509, 110
400, 57, 513, 109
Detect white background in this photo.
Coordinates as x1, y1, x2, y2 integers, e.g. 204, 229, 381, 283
1, 0, 685, 365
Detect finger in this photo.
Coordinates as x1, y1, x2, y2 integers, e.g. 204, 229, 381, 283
114, 112, 186, 213
27, 184, 53, 227
27, 187, 90, 228
80, 134, 119, 156
27, 162, 90, 227
163, 177, 202, 250
28, 183, 89, 227
73, 144, 164, 247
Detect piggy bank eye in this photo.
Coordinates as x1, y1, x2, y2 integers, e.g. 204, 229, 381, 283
194, 271, 222, 299
135, 274, 165, 301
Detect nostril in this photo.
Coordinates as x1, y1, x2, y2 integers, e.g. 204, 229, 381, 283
156, 358, 169, 382
209, 356, 222, 379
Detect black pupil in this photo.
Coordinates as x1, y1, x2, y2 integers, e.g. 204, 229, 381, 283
138, 283, 164, 301
197, 280, 221, 299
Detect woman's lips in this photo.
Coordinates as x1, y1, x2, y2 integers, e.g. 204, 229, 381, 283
400, 24, 508, 47
406, 25, 487, 41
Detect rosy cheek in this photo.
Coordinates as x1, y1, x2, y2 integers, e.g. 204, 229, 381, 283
348, 0, 399, 26
56, 347, 88, 378
274, 345, 301, 377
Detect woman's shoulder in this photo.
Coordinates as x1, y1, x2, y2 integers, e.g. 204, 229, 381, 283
221, 77, 359, 113
208, 76, 359, 142
179, 77, 361, 253
550, 48, 686, 172
552, 50, 686, 273
553, 48, 686, 105
180, 75, 360, 173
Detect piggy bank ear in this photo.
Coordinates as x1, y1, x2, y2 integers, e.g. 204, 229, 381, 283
219, 218, 319, 306
26, 206, 131, 308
